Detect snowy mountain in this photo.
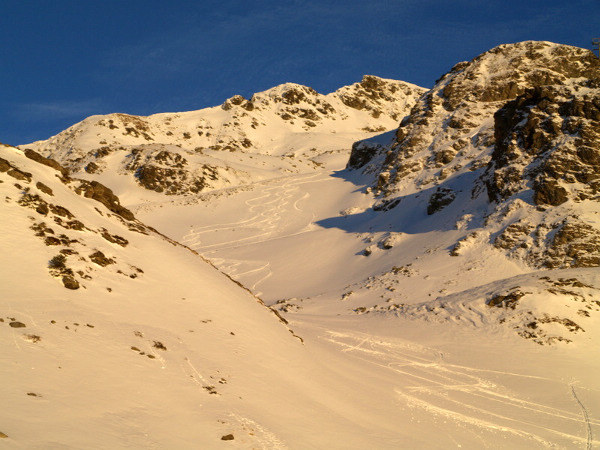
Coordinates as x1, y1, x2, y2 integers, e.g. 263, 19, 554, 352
350, 41, 600, 266
340, 41, 600, 341
4, 42, 600, 448
23, 76, 425, 198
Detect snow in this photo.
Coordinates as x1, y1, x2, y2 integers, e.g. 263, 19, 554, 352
4, 49, 600, 448
128, 156, 599, 448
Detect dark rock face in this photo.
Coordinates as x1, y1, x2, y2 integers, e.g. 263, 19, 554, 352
486, 85, 600, 204
347, 140, 383, 169
85, 161, 100, 173
23, 149, 69, 177
89, 251, 115, 267
359, 42, 600, 199
372, 198, 401, 212
427, 188, 456, 215
75, 180, 135, 221
533, 180, 568, 206
545, 220, 600, 268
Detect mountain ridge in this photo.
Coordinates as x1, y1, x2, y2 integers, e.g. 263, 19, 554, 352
21, 75, 426, 198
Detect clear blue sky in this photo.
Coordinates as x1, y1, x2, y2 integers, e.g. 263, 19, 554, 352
2, 0, 598, 145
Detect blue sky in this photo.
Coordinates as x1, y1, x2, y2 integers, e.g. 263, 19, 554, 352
2, 0, 598, 145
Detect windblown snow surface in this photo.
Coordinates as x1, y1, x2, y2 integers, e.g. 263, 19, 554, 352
3, 46, 600, 448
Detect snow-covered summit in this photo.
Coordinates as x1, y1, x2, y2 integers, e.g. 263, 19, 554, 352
22, 76, 425, 198
347, 41, 600, 270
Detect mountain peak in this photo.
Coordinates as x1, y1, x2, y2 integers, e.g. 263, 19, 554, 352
347, 40, 600, 271
22, 76, 426, 197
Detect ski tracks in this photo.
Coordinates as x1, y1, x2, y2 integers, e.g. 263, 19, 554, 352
181, 172, 326, 294
323, 330, 600, 447
571, 384, 593, 450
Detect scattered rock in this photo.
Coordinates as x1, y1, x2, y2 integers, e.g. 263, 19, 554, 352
427, 188, 456, 215
23, 149, 69, 176
89, 251, 115, 267
75, 180, 135, 221
487, 290, 526, 309
153, 341, 167, 351
36, 181, 53, 196
100, 229, 128, 246
62, 275, 80, 290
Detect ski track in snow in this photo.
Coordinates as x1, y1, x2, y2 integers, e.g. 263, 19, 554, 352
323, 330, 600, 447
182, 172, 326, 295
571, 384, 593, 450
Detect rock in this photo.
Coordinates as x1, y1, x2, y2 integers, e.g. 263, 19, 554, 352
494, 222, 533, 250
62, 275, 80, 290
36, 181, 53, 195
9, 321, 26, 328
100, 229, 129, 247
347, 140, 383, 169
372, 198, 401, 212
533, 180, 568, 206
85, 162, 100, 173
23, 149, 69, 177
89, 251, 115, 267
487, 290, 526, 309
364, 41, 600, 201
0, 157, 32, 181
221, 434, 234, 441
486, 85, 600, 204
427, 188, 456, 215
7, 167, 32, 181
548, 220, 600, 267
75, 180, 135, 220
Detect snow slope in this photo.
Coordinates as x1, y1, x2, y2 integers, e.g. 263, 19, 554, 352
131, 42, 600, 447
4, 41, 600, 448
6, 144, 598, 449
134, 165, 600, 448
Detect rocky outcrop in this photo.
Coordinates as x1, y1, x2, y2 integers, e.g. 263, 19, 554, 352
349, 41, 600, 197
485, 85, 600, 205
337, 75, 417, 119
427, 187, 456, 215
74, 180, 135, 221
123, 146, 223, 195
349, 41, 600, 269
23, 149, 69, 177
